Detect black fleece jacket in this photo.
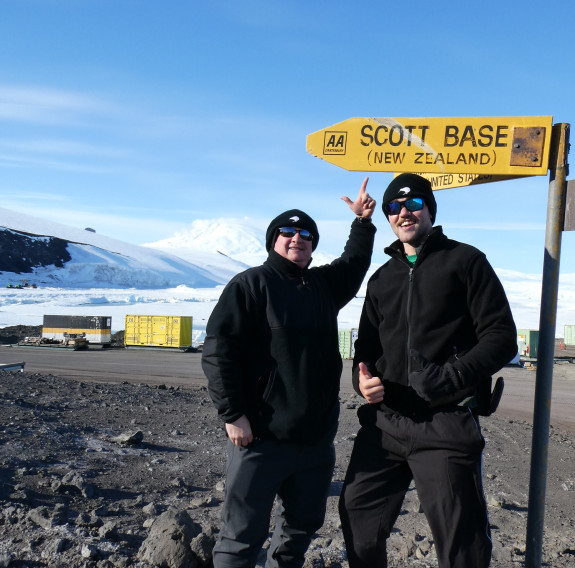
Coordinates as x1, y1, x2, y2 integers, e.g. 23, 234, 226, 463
353, 226, 517, 416
202, 218, 376, 446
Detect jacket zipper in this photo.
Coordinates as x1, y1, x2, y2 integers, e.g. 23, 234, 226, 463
406, 266, 415, 380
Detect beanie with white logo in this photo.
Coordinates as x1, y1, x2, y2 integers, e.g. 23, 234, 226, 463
382, 173, 437, 223
265, 209, 319, 251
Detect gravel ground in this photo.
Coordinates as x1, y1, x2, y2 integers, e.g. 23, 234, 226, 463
0, 326, 574, 567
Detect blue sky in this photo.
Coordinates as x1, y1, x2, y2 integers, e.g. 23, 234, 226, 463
1, 0, 574, 274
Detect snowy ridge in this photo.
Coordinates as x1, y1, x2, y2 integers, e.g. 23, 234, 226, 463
0, 207, 248, 288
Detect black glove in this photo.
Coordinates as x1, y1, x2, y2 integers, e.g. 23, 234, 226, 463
408, 349, 465, 403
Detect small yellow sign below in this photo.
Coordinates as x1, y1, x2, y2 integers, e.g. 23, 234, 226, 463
410, 172, 527, 191
307, 116, 553, 176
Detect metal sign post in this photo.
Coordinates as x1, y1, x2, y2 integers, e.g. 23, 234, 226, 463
565, 179, 575, 231
525, 122, 570, 568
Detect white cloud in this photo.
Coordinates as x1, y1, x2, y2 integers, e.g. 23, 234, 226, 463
0, 138, 128, 158
0, 84, 113, 124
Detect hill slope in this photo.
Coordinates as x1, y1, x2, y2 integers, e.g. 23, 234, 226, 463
0, 208, 249, 289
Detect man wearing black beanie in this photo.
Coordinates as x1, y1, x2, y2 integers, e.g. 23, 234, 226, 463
202, 178, 376, 568
339, 173, 517, 568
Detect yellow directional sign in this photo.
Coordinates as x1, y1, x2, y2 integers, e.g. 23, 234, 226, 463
307, 116, 553, 175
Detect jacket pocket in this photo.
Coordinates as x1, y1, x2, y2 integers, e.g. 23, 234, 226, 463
258, 367, 277, 403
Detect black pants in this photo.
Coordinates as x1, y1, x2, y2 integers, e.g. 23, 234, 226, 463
339, 408, 492, 568
213, 438, 335, 568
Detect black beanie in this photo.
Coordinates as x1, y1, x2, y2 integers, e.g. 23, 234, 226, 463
265, 209, 319, 252
382, 173, 437, 223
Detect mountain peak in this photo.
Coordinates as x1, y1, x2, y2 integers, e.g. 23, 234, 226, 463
145, 218, 267, 267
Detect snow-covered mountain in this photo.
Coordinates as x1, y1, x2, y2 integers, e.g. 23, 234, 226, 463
0, 208, 253, 289
145, 218, 336, 271
145, 218, 268, 268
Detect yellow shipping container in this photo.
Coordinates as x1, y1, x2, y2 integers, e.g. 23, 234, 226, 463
124, 315, 193, 349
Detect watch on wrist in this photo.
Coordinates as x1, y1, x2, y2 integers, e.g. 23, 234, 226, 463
356, 216, 372, 223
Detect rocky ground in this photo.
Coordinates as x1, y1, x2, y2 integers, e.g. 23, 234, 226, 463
0, 326, 574, 567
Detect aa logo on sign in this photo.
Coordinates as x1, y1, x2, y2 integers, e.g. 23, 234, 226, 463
323, 131, 347, 155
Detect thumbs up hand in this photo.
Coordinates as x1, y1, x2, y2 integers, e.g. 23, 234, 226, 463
358, 362, 384, 404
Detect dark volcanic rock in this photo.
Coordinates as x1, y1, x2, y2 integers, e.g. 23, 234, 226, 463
0, 324, 43, 344
0, 227, 71, 273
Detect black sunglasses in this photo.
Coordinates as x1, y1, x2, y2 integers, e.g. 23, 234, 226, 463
383, 197, 424, 216
278, 227, 313, 241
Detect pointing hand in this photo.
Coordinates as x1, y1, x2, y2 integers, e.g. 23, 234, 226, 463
341, 177, 376, 218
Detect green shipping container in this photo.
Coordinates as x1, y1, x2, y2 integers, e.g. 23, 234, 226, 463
564, 325, 575, 346
338, 329, 358, 360
517, 329, 539, 358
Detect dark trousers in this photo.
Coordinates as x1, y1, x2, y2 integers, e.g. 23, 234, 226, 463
213, 438, 335, 568
339, 408, 492, 568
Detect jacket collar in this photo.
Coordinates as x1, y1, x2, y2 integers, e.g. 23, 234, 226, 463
264, 249, 311, 274
385, 225, 445, 262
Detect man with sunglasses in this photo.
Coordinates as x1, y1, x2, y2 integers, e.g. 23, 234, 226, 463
202, 178, 376, 568
339, 173, 517, 568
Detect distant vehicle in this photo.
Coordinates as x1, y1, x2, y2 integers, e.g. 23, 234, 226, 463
6, 281, 37, 289
19, 333, 88, 350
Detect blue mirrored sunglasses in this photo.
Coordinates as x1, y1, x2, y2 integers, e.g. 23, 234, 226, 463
278, 227, 313, 241
383, 197, 424, 216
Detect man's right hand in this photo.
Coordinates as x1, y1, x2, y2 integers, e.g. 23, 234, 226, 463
358, 362, 385, 404
225, 415, 253, 447
341, 177, 376, 219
